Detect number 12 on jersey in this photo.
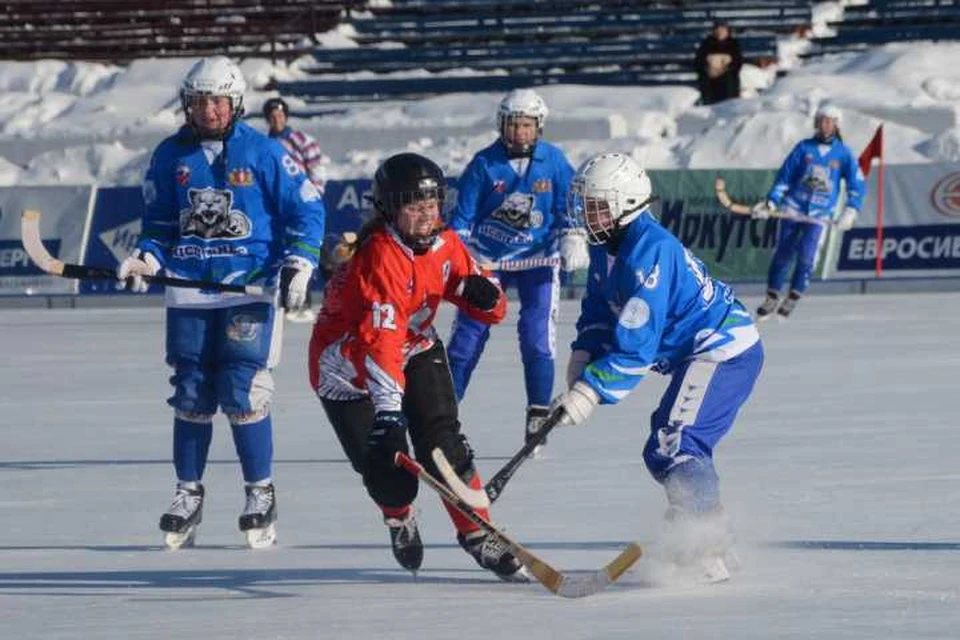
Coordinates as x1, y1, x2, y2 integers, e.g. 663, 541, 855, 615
372, 301, 397, 330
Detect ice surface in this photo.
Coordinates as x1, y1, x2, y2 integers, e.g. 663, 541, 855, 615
0, 293, 957, 638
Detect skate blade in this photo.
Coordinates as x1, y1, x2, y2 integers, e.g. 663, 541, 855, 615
245, 523, 277, 549
756, 314, 774, 324
163, 526, 197, 551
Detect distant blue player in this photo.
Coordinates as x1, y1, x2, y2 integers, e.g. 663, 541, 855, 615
547, 152, 763, 581
116, 56, 326, 550
752, 102, 865, 320
446, 89, 584, 452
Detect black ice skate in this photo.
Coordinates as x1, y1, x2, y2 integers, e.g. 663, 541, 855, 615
159, 483, 204, 550
525, 405, 550, 457
755, 290, 780, 322
458, 530, 530, 582
385, 511, 424, 573
776, 291, 802, 320
239, 483, 277, 549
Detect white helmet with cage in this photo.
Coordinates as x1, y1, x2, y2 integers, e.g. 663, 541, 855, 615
497, 88, 549, 155
180, 56, 246, 136
567, 152, 654, 245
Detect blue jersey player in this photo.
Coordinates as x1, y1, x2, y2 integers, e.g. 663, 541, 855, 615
116, 56, 326, 550
548, 152, 763, 581
752, 102, 865, 320
446, 89, 585, 453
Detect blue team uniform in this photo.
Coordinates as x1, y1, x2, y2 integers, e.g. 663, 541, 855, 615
139, 121, 325, 483
766, 136, 865, 293
572, 212, 763, 512
446, 139, 574, 407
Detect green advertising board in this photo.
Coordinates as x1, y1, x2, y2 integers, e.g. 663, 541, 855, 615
647, 169, 780, 282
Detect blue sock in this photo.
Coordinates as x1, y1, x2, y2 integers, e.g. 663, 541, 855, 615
523, 356, 555, 407
173, 418, 213, 482
664, 458, 720, 513
230, 415, 273, 483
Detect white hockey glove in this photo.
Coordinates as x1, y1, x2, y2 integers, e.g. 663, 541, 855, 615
559, 228, 590, 272
280, 255, 315, 311
837, 206, 858, 231
549, 381, 600, 428
116, 249, 161, 293
751, 200, 777, 220
565, 349, 592, 389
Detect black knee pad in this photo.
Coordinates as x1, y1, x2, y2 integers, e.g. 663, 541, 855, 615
363, 429, 418, 509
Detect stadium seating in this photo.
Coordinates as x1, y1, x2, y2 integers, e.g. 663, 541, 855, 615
273, 1, 812, 104
804, 0, 960, 56
0, 0, 356, 61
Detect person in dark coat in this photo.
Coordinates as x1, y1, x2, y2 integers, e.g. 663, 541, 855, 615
695, 21, 743, 105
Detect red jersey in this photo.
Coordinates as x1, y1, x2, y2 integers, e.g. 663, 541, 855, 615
309, 225, 506, 412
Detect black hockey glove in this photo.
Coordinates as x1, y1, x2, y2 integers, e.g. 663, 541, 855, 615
458, 275, 501, 311
366, 411, 410, 473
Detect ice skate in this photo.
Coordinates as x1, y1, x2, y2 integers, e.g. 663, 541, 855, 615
239, 483, 277, 549
755, 291, 779, 323
776, 291, 801, 321
525, 405, 550, 458
385, 510, 423, 573
657, 505, 736, 584
458, 530, 530, 582
159, 483, 204, 550
285, 307, 316, 324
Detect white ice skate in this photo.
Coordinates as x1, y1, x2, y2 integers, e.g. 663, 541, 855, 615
239, 483, 277, 549
159, 483, 204, 551
656, 505, 737, 585
755, 292, 780, 323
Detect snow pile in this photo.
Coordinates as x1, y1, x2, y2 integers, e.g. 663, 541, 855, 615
0, 41, 958, 186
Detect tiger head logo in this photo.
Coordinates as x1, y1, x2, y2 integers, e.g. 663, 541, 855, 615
180, 187, 251, 239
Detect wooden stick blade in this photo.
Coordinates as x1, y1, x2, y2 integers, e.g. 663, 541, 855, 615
431, 448, 491, 509
20, 209, 65, 275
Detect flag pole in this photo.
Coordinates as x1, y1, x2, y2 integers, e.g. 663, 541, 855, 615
875, 127, 885, 278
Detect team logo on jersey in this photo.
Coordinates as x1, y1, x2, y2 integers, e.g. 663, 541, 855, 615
829, 160, 840, 169
180, 187, 252, 240
619, 296, 650, 330
227, 168, 254, 187
491, 192, 542, 230
493, 180, 507, 193
930, 172, 960, 218
532, 179, 552, 193
226, 314, 259, 342
801, 164, 832, 193
175, 164, 191, 186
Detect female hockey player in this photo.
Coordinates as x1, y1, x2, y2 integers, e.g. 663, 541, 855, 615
547, 152, 764, 581
116, 56, 326, 550
308, 152, 528, 582
752, 102, 865, 320
445, 89, 584, 455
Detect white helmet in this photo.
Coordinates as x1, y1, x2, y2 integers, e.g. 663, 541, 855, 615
497, 88, 549, 155
814, 101, 842, 126
180, 56, 246, 135
568, 152, 654, 245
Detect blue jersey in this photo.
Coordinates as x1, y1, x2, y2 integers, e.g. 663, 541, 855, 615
139, 121, 325, 308
572, 213, 759, 404
449, 139, 575, 261
767, 136, 865, 220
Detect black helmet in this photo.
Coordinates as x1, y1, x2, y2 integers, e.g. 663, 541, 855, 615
373, 153, 446, 251
262, 97, 289, 119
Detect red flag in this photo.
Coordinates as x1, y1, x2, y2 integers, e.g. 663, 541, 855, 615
858, 125, 883, 177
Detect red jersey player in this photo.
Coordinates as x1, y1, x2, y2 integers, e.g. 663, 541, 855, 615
309, 153, 529, 582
